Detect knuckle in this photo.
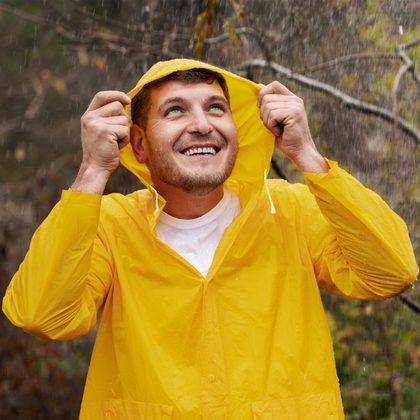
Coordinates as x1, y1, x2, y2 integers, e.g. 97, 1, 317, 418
81, 113, 91, 126
98, 125, 110, 136
111, 101, 123, 113
96, 91, 106, 100
270, 81, 281, 91
268, 113, 277, 126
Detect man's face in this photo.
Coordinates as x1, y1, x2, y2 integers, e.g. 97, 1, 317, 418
134, 79, 238, 194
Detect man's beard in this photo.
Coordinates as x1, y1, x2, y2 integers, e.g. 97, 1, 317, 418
148, 138, 238, 195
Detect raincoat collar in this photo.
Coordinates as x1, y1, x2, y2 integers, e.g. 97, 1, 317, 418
120, 58, 275, 215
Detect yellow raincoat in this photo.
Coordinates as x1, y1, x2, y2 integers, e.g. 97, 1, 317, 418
3, 59, 418, 420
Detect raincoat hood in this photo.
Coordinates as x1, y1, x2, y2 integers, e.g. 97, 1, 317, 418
120, 59, 275, 192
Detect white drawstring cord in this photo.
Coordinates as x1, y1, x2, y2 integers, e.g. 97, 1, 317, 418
150, 185, 160, 217
264, 169, 277, 214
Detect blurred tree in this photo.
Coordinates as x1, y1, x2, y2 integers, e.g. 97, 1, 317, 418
0, 0, 418, 418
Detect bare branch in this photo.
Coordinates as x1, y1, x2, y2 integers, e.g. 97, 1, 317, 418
400, 36, 420, 51
0, 2, 189, 56
398, 38, 420, 85
204, 27, 272, 61
0, 118, 20, 138
398, 295, 420, 314
299, 52, 400, 74
24, 88, 48, 121
391, 37, 420, 115
0, 2, 46, 26
67, 0, 148, 34
391, 61, 412, 115
205, 27, 259, 44
234, 59, 420, 144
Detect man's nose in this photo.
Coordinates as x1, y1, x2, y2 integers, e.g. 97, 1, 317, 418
188, 109, 213, 135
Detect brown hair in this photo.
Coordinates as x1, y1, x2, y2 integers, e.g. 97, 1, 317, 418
131, 68, 230, 129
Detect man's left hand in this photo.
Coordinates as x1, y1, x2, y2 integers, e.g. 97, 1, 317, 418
258, 81, 328, 174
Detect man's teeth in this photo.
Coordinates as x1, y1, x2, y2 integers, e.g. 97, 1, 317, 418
183, 147, 217, 156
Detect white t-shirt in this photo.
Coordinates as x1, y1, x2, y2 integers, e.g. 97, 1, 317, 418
155, 189, 241, 277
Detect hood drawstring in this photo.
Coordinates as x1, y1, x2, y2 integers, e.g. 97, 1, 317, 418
264, 169, 277, 214
150, 185, 160, 217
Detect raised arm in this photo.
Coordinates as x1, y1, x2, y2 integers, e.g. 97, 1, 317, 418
259, 81, 418, 298
2, 91, 131, 340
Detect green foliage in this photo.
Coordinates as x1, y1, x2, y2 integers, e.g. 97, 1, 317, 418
324, 293, 420, 419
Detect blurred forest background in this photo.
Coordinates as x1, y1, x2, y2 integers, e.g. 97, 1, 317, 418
0, 0, 419, 418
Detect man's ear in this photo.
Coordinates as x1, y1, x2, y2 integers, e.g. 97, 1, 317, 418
130, 124, 148, 163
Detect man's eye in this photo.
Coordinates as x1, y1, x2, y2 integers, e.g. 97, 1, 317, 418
208, 103, 225, 112
165, 106, 183, 116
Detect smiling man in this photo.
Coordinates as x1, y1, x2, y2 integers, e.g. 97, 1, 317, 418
3, 59, 418, 419
129, 70, 239, 218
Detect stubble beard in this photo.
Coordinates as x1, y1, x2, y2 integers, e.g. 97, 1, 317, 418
149, 143, 238, 195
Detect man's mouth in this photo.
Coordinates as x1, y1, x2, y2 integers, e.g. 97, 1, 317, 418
181, 146, 219, 156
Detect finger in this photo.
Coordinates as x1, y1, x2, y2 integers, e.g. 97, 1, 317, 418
258, 81, 295, 106
92, 101, 130, 118
261, 113, 284, 137
87, 91, 131, 112
261, 81, 294, 96
259, 93, 301, 106
260, 104, 288, 135
260, 99, 304, 124
260, 101, 287, 124
109, 125, 130, 147
100, 115, 130, 126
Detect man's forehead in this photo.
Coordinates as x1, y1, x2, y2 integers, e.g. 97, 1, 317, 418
149, 79, 226, 104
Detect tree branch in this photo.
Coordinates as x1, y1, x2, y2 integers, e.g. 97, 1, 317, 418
0, 2, 189, 56
0, 118, 20, 138
398, 295, 420, 314
299, 52, 400, 74
0, 2, 46, 26
204, 27, 272, 61
234, 59, 420, 144
391, 37, 420, 114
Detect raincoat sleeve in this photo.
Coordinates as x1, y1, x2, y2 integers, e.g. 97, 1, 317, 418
2, 189, 113, 340
302, 160, 418, 299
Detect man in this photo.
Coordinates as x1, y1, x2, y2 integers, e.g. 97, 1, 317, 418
3, 59, 418, 419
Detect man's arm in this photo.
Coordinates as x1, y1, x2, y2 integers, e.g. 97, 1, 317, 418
2, 91, 131, 339
301, 162, 418, 298
258, 81, 418, 297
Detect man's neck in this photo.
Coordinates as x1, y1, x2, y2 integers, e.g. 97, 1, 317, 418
153, 183, 224, 219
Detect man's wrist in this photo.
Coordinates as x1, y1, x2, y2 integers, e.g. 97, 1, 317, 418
292, 148, 329, 174
70, 163, 111, 195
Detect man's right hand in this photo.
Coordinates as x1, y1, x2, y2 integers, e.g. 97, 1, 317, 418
71, 91, 131, 194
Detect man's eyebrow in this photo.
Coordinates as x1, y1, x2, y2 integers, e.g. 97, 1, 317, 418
157, 94, 229, 113
206, 95, 229, 105
157, 97, 186, 113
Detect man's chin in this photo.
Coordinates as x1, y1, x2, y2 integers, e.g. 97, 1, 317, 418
177, 173, 229, 195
